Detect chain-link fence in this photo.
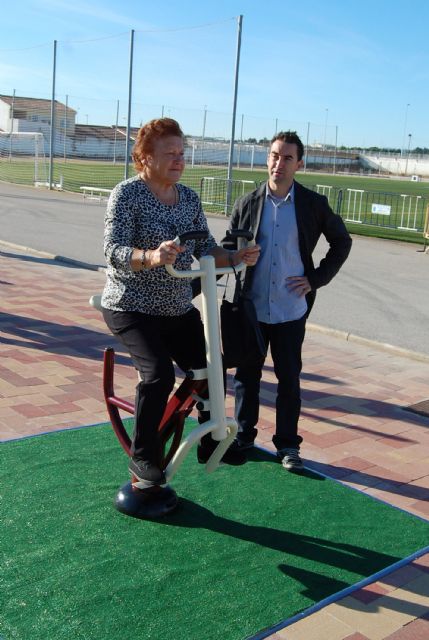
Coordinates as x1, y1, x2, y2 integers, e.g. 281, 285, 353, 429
0, 117, 361, 195
1, 21, 427, 203
0, 19, 368, 195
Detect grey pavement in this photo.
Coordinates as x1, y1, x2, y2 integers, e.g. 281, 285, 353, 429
1, 181, 428, 357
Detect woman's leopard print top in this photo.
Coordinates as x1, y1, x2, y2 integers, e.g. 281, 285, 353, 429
101, 176, 216, 316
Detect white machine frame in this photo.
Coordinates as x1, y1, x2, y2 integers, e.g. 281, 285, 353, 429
162, 242, 247, 483
90, 232, 251, 488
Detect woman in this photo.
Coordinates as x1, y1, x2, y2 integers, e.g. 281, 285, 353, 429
101, 118, 259, 486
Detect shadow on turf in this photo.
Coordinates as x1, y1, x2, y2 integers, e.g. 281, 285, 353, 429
249, 449, 429, 505
161, 498, 401, 581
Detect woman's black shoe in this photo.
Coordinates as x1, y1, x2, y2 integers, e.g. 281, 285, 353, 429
129, 458, 166, 485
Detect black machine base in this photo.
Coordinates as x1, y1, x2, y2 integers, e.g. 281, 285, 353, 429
114, 481, 178, 519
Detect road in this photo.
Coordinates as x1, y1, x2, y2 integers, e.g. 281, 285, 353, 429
1, 181, 428, 356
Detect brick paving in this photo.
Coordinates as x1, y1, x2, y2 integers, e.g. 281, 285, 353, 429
1, 243, 428, 640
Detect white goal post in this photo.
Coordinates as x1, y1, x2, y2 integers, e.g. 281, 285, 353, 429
0, 131, 48, 185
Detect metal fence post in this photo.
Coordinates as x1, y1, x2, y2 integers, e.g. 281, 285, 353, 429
124, 29, 134, 181
48, 40, 57, 190
336, 189, 343, 215
226, 14, 243, 215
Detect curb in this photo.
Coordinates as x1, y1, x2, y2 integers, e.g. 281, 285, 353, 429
0, 239, 106, 273
306, 322, 429, 363
2, 238, 428, 364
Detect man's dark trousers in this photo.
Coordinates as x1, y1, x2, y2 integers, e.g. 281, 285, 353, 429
234, 315, 306, 451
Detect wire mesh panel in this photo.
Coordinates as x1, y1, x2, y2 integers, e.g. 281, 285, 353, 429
200, 177, 258, 215
0, 131, 48, 185
0, 20, 239, 193
1, 21, 428, 241
53, 32, 131, 192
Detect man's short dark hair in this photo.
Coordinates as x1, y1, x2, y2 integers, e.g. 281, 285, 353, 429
271, 130, 304, 161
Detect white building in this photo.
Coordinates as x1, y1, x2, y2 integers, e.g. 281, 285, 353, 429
0, 94, 137, 160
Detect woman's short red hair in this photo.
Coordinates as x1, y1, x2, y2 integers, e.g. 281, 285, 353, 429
132, 118, 184, 172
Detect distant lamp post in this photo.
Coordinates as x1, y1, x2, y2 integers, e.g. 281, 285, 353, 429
401, 103, 410, 156
322, 108, 329, 169
303, 121, 310, 173
333, 125, 338, 174
405, 133, 412, 175
237, 113, 244, 169
323, 108, 329, 149
201, 105, 207, 166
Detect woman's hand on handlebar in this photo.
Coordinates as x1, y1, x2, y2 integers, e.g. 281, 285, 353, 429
152, 240, 185, 266
131, 240, 184, 271
140, 240, 184, 269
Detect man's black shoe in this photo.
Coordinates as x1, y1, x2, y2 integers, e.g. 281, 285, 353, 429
129, 458, 166, 485
232, 437, 254, 451
276, 448, 304, 472
197, 441, 247, 466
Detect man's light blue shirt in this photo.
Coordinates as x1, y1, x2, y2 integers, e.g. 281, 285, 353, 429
250, 183, 308, 324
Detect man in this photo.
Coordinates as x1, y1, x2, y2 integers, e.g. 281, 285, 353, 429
226, 131, 352, 471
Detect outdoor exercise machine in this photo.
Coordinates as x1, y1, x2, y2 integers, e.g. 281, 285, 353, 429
90, 229, 253, 520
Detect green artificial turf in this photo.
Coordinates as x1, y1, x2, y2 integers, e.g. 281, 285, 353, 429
1, 421, 428, 640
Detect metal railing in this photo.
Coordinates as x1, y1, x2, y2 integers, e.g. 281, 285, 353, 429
311, 184, 428, 233
200, 177, 428, 234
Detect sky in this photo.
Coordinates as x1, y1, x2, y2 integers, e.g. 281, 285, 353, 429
1, 0, 428, 150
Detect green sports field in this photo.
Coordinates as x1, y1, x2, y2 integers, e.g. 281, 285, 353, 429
1, 157, 428, 244
1, 156, 428, 197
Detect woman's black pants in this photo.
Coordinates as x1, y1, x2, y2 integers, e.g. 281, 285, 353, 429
102, 307, 208, 463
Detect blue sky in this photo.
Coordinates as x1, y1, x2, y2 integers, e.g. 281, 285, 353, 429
1, 0, 428, 149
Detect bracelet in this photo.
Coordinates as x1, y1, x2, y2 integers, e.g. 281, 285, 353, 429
141, 249, 147, 269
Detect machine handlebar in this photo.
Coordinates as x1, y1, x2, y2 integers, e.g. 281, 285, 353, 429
166, 228, 254, 279
175, 230, 209, 244
223, 229, 254, 243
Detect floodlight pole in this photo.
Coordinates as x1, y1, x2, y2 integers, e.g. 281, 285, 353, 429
226, 14, 243, 215
124, 29, 135, 180
49, 40, 57, 190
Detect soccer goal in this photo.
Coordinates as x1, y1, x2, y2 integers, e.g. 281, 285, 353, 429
0, 132, 48, 186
